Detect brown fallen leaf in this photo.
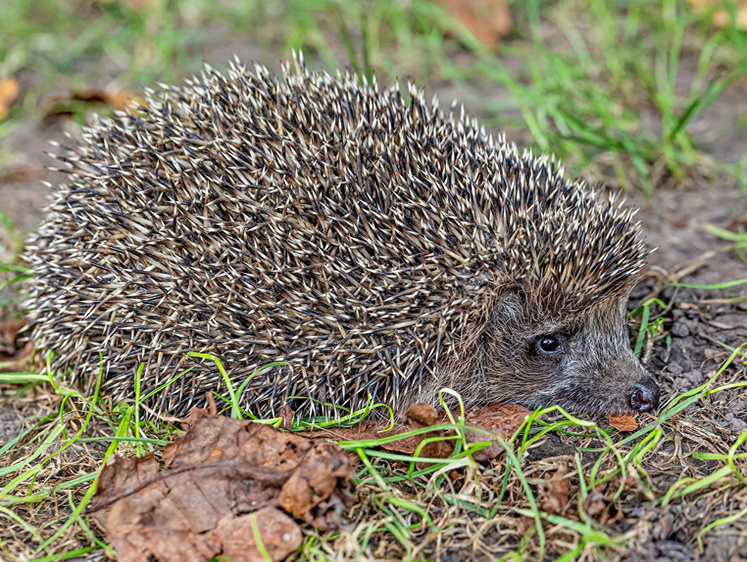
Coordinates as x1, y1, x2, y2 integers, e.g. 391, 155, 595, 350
0, 78, 20, 119
0, 318, 27, 356
301, 419, 420, 456
89, 411, 354, 561
519, 464, 570, 537
406, 403, 454, 460
466, 403, 530, 434
464, 403, 530, 460
582, 483, 623, 526
0, 318, 33, 371
537, 463, 569, 515
689, 0, 747, 29
582, 487, 607, 517
43, 88, 145, 118
104, 89, 146, 112
302, 402, 529, 462
212, 508, 303, 562
279, 440, 356, 528
516, 514, 535, 537
432, 0, 512, 48
108, 497, 301, 562
609, 412, 638, 432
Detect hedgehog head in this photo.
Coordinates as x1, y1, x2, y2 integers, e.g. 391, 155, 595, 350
474, 285, 658, 415
427, 160, 658, 415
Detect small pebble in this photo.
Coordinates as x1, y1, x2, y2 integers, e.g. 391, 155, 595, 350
670, 322, 689, 338
724, 413, 747, 433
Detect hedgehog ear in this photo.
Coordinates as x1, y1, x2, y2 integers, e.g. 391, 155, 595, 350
490, 288, 526, 329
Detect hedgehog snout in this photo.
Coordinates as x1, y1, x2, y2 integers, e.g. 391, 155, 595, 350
628, 376, 660, 412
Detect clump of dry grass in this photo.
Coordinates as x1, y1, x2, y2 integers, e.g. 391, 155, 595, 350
2, 340, 745, 560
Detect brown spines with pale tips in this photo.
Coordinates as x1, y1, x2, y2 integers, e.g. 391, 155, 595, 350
24, 55, 647, 419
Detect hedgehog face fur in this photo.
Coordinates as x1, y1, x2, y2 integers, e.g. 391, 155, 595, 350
426, 297, 656, 414
24, 55, 659, 419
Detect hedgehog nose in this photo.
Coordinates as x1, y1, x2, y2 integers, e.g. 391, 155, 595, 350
628, 377, 660, 412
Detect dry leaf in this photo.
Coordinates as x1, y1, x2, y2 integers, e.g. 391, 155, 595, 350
212, 509, 302, 562
0, 78, 20, 119
537, 463, 569, 515
278, 440, 356, 528
518, 464, 570, 537
466, 403, 530, 434
464, 403, 530, 460
689, 0, 747, 29
302, 402, 529, 461
103, 89, 146, 111
517, 514, 535, 536
0, 318, 26, 356
609, 412, 638, 431
406, 403, 454, 459
89, 411, 354, 561
432, 0, 512, 48
0, 318, 33, 371
43, 88, 145, 117
582, 482, 624, 526
583, 488, 608, 517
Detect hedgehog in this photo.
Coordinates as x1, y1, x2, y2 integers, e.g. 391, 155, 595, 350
24, 55, 660, 420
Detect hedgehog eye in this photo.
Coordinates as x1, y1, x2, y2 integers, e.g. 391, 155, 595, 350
536, 335, 562, 355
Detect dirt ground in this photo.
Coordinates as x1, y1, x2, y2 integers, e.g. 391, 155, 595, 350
1, 48, 746, 560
